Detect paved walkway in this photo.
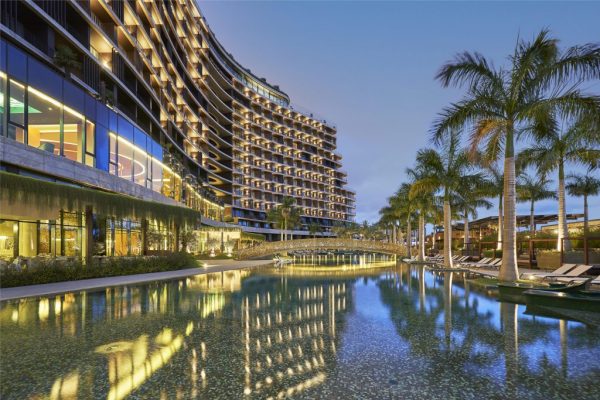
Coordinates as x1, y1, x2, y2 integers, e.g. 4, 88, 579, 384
0, 259, 272, 302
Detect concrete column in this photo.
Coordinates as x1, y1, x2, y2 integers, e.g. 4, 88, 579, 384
85, 206, 93, 264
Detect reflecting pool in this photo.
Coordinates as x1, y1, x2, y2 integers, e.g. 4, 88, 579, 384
1, 263, 599, 399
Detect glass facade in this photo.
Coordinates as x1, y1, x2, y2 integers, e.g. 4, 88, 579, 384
0, 39, 223, 230
0, 211, 84, 261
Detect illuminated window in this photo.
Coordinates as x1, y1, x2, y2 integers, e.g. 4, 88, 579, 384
26, 87, 62, 156
0, 72, 5, 136
8, 79, 26, 143
62, 105, 84, 162
117, 135, 134, 181
85, 121, 95, 167
109, 133, 118, 175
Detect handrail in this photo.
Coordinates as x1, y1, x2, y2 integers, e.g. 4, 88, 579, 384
237, 238, 406, 260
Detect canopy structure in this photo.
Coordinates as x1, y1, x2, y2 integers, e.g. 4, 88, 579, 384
453, 214, 584, 231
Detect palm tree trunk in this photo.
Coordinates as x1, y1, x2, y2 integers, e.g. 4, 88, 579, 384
530, 199, 535, 237
584, 194, 589, 237
284, 219, 288, 241
443, 196, 453, 268
406, 216, 412, 258
497, 195, 503, 250
397, 225, 404, 249
463, 215, 470, 247
499, 129, 518, 281
557, 161, 570, 251
418, 214, 426, 261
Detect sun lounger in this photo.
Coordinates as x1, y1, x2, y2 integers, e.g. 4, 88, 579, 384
541, 265, 593, 281
465, 257, 490, 266
521, 264, 579, 280
469, 258, 501, 268
477, 258, 502, 269
553, 273, 598, 284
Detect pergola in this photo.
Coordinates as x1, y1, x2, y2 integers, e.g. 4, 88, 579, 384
455, 213, 584, 232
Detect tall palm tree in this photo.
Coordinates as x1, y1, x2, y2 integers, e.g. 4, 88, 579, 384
566, 172, 600, 237
394, 183, 415, 258
410, 130, 485, 268
406, 168, 438, 261
516, 173, 555, 236
433, 30, 600, 280
455, 181, 493, 249
267, 197, 302, 241
483, 163, 504, 250
520, 115, 600, 249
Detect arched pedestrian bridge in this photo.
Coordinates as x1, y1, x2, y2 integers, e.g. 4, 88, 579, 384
237, 238, 407, 260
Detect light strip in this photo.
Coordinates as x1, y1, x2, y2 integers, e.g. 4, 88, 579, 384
28, 86, 61, 108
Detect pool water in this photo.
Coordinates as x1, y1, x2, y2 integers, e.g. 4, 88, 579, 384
1, 263, 599, 399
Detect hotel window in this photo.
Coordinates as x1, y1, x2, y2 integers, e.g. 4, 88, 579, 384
117, 135, 134, 181
109, 133, 117, 175
85, 121, 95, 166
8, 79, 26, 143
62, 105, 84, 162
0, 73, 5, 136
26, 87, 62, 156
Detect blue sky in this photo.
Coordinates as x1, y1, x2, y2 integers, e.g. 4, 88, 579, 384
199, 1, 600, 224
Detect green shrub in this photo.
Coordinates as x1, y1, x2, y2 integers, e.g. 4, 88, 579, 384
482, 249, 502, 259
0, 253, 198, 288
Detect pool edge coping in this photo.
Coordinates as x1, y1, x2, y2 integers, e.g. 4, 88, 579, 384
0, 260, 273, 301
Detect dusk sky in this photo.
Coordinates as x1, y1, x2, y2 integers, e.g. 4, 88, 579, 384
199, 1, 600, 224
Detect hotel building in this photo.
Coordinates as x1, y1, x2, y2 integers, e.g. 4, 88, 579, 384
0, 0, 355, 261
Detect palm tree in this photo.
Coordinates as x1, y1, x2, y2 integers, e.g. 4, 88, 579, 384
566, 172, 600, 237
308, 222, 321, 239
483, 163, 504, 250
455, 181, 493, 249
394, 183, 415, 258
267, 197, 302, 241
410, 130, 485, 268
433, 30, 600, 280
516, 173, 555, 236
406, 168, 438, 261
520, 115, 600, 250
378, 205, 400, 243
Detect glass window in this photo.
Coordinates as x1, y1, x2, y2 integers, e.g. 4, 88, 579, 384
151, 157, 163, 193
117, 136, 134, 181
63, 105, 84, 162
130, 221, 142, 256
0, 72, 5, 136
85, 120, 95, 167
109, 132, 117, 174
133, 148, 147, 187
0, 220, 16, 261
8, 79, 26, 143
27, 86, 62, 155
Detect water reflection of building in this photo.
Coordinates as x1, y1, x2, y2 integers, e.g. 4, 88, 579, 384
241, 280, 350, 398
0, 270, 356, 399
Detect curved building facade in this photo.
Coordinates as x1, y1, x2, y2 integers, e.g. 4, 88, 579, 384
0, 0, 355, 250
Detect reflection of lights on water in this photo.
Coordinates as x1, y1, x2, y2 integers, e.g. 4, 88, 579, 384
38, 299, 49, 321
50, 370, 79, 400
11, 310, 18, 322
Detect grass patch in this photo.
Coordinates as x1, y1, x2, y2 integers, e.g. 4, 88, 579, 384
0, 252, 199, 288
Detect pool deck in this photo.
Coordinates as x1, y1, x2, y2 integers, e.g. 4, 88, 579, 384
0, 259, 273, 301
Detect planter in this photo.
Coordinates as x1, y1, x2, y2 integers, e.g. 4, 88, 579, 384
536, 251, 561, 270
563, 249, 600, 265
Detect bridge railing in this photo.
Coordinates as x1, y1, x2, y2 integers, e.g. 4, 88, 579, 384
237, 238, 407, 260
